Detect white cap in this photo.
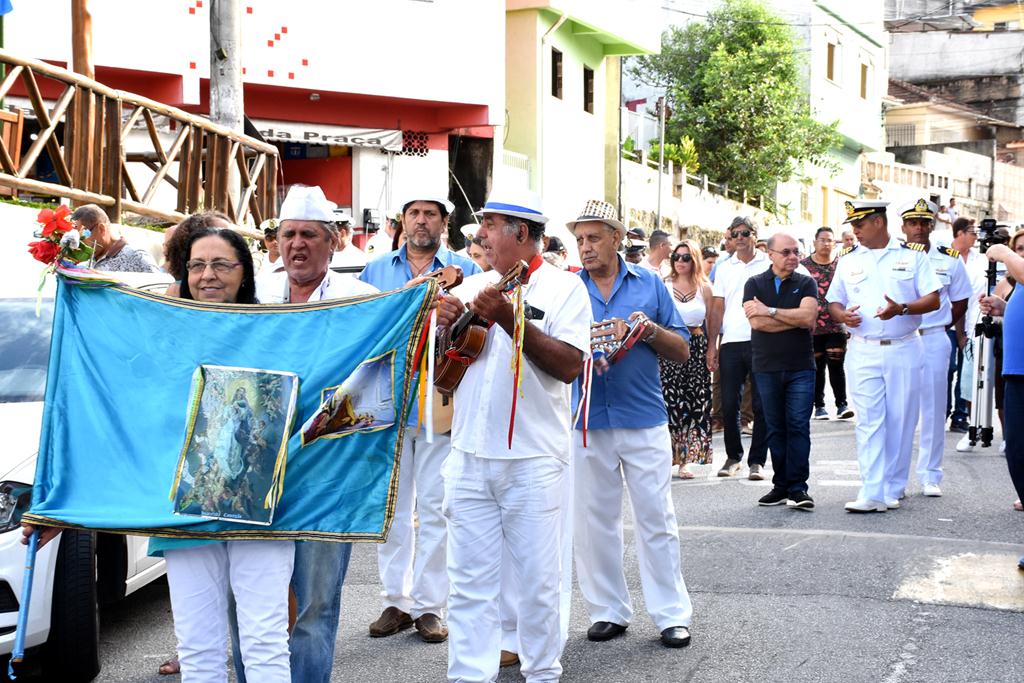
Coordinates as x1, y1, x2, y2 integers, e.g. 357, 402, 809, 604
279, 185, 336, 222
475, 187, 548, 224
460, 223, 479, 240
333, 209, 353, 224
400, 194, 455, 215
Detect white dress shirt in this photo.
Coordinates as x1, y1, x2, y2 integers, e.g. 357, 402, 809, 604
255, 269, 378, 303
329, 244, 368, 268
825, 237, 941, 340
448, 262, 591, 461
712, 250, 770, 344
921, 244, 973, 329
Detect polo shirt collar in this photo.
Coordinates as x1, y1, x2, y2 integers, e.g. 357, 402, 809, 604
727, 249, 769, 267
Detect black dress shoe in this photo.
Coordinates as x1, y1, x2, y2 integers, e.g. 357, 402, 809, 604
587, 621, 628, 641
660, 626, 691, 648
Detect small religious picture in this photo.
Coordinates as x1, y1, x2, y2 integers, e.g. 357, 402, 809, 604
171, 365, 299, 525
300, 352, 396, 447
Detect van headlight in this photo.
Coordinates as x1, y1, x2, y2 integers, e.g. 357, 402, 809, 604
0, 482, 33, 533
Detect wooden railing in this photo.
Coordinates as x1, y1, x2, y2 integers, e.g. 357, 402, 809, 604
0, 49, 278, 227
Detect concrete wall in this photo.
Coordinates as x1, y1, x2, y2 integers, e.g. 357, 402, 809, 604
3, 0, 505, 120
620, 158, 775, 244
884, 1, 974, 19
890, 31, 1024, 82
994, 160, 1024, 225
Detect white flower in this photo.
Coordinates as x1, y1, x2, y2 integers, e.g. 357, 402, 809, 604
59, 228, 81, 250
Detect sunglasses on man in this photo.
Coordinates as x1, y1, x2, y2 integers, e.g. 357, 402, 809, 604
731, 229, 752, 238
670, 252, 693, 263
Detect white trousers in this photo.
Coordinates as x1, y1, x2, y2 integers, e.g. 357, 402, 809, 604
164, 540, 294, 683
846, 336, 923, 503
377, 429, 450, 618
573, 425, 693, 631
500, 444, 575, 655
911, 330, 952, 488
443, 450, 566, 683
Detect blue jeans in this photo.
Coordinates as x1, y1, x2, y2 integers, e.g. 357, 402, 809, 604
755, 369, 815, 494
720, 342, 768, 465
228, 540, 352, 683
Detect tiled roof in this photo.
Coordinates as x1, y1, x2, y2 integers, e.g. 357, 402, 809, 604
888, 78, 1017, 126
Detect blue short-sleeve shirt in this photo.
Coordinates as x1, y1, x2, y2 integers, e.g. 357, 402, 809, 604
575, 256, 689, 430
359, 244, 480, 426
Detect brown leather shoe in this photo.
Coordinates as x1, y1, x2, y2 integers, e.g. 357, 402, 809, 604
414, 613, 448, 642
369, 606, 413, 637
500, 650, 520, 667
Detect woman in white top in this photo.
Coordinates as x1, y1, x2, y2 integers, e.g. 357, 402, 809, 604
660, 239, 714, 478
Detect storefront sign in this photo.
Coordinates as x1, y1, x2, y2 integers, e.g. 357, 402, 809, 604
255, 119, 403, 151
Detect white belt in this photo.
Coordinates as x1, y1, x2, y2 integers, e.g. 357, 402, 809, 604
919, 326, 947, 336
850, 332, 920, 347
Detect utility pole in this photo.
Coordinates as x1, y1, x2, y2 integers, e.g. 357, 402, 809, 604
210, 0, 243, 132
210, 0, 243, 210
656, 95, 666, 233
71, 0, 94, 80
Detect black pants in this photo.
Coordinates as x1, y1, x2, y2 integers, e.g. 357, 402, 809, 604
720, 341, 768, 465
812, 333, 847, 409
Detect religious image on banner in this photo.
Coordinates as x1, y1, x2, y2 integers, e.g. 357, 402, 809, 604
171, 365, 299, 526
300, 351, 396, 447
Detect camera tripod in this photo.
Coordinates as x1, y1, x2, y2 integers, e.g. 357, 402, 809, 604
965, 260, 1000, 448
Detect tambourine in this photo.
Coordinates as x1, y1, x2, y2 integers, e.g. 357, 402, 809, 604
591, 314, 651, 365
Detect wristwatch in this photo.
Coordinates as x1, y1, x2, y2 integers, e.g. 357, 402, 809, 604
768, 307, 778, 318
900, 303, 909, 316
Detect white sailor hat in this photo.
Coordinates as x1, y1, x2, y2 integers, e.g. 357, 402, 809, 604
899, 198, 938, 222
842, 199, 889, 224
279, 185, 337, 223
460, 223, 479, 240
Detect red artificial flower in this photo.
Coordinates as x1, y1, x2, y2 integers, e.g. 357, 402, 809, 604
27, 239, 60, 264
38, 205, 73, 238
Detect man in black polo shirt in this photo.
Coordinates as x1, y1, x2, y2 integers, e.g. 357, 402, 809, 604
742, 232, 818, 509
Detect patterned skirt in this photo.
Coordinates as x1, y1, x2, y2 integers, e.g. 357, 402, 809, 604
659, 332, 713, 465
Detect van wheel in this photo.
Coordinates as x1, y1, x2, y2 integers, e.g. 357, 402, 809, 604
42, 529, 100, 682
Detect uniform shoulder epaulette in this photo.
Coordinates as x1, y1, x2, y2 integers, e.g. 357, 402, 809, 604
901, 241, 926, 252
838, 246, 854, 257
938, 245, 960, 258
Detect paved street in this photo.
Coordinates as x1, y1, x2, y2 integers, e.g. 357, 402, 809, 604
66, 417, 1024, 682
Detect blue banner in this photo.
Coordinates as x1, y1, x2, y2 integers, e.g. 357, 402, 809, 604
23, 278, 435, 542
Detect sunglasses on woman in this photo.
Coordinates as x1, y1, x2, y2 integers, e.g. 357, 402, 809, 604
670, 252, 693, 263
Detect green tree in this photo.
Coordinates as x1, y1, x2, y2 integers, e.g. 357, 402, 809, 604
630, 0, 839, 197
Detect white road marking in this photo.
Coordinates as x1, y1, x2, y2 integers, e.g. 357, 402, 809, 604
894, 552, 1024, 612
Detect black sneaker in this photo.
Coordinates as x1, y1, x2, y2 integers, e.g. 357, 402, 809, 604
836, 404, 854, 419
758, 488, 788, 506
949, 420, 969, 434
786, 491, 815, 510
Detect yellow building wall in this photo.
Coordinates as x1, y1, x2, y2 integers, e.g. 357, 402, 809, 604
971, 4, 1024, 31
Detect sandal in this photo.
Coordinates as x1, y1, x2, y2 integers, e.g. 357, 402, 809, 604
676, 465, 696, 480
1014, 499, 1022, 512
158, 656, 180, 675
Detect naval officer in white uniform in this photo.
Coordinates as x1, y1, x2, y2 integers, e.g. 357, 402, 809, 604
898, 199, 972, 498
825, 200, 941, 512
